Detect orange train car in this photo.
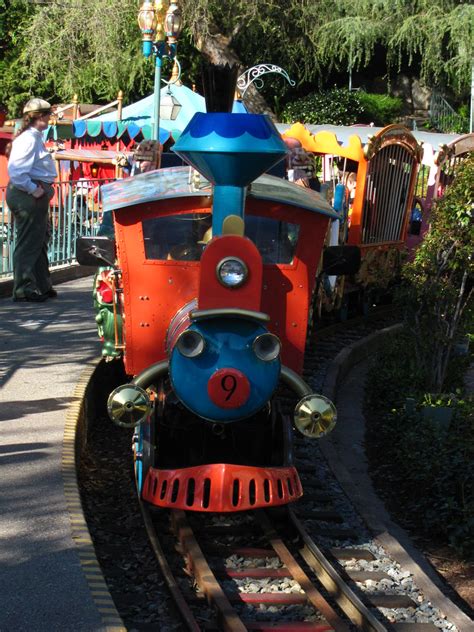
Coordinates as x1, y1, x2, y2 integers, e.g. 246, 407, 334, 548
282, 123, 423, 312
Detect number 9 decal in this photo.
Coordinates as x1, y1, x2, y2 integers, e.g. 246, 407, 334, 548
208, 368, 250, 409
221, 374, 237, 402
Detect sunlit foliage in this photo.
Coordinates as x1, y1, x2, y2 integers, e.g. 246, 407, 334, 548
1, 0, 472, 114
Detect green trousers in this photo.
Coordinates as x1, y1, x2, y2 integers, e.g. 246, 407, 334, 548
6, 183, 54, 299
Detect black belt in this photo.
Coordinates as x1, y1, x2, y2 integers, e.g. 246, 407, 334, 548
32, 180, 55, 187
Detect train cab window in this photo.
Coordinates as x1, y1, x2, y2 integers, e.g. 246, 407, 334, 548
245, 216, 299, 264
143, 213, 211, 261
142, 213, 299, 264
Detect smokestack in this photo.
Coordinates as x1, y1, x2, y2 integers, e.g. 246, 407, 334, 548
201, 61, 239, 113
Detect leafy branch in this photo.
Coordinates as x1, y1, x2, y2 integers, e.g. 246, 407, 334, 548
399, 154, 474, 393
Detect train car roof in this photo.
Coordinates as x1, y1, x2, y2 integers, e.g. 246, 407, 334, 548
54, 148, 133, 164
275, 123, 461, 149
100, 165, 340, 219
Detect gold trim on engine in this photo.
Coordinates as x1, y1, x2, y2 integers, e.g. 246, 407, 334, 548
191, 308, 270, 322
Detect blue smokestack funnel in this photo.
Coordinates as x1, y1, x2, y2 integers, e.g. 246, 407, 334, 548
173, 113, 287, 235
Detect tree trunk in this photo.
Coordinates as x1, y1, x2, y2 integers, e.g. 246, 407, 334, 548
194, 28, 276, 119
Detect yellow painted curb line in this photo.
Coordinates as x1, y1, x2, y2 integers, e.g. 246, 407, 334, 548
62, 359, 127, 632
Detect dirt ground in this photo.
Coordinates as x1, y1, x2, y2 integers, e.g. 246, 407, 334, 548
368, 470, 474, 618
423, 545, 474, 615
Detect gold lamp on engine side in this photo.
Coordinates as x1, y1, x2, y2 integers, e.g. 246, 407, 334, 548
294, 394, 337, 438
107, 384, 152, 428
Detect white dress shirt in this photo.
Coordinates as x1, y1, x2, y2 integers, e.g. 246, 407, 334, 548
8, 128, 57, 194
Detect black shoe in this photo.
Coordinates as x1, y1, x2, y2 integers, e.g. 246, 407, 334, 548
13, 292, 48, 303
44, 288, 58, 298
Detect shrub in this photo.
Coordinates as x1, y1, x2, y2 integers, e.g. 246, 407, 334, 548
280, 88, 364, 125
364, 157, 474, 558
280, 88, 404, 127
397, 155, 474, 393
365, 335, 474, 559
357, 91, 403, 126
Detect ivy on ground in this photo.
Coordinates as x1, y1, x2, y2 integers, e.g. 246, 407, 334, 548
365, 156, 473, 559
364, 334, 473, 559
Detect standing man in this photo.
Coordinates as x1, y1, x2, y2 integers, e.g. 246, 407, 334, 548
7, 98, 58, 302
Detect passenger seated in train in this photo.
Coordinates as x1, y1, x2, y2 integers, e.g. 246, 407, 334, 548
142, 213, 299, 264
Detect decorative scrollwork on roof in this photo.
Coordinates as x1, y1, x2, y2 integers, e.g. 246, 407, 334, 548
237, 64, 295, 98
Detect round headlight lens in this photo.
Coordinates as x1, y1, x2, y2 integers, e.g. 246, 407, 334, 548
253, 333, 281, 362
217, 257, 248, 288
176, 329, 205, 358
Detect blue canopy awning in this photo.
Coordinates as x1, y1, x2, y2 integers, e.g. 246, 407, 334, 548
71, 84, 248, 141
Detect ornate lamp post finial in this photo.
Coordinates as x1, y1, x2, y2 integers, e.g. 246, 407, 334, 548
138, 0, 157, 58
164, 2, 183, 44
154, 1, 166, 42
137, 0, 184, 141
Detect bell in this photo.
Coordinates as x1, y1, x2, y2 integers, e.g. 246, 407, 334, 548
294, 394, 337, 438
107, 384, 152, 428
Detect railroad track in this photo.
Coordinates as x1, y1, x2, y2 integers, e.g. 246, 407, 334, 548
140, 494, 443, 631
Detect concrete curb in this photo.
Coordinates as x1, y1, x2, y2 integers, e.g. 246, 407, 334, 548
322, 323, 404, 404
65, 359, 126, 632
320, 325, 473, 631
0, 264, 96, 298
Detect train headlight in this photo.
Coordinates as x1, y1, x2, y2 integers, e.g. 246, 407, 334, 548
176, 329, 205, 358
253, 333, 281, 362
217, 257, 248, 288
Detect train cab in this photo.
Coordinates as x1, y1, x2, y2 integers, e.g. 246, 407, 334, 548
90, 165, 340, 376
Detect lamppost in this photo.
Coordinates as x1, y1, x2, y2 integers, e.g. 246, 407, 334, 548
138, 1, 183, 141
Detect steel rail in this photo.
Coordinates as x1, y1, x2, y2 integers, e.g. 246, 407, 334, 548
256, 510, 350, 632
139, 502, 201, 631
146, 506, 355, 631
287, 508, 389, 632
171, 510, 247, 632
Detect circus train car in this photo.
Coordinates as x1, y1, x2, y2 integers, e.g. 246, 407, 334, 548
433, 132, 474, 200
281, 122, 424, 315
77, 112, 359, 513
405, 131, 474, 253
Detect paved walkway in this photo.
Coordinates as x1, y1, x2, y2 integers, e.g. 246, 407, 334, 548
0, 276, 106, 632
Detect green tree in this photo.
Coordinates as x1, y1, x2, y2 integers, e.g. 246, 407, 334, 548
1, 0, 472, 113
0, 0, 45, 115
399, 155, 474, 393
4, 0, 152, 113
302, 0, 473, 94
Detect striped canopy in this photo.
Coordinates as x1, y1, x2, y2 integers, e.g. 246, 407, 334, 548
71, 84, 247, 142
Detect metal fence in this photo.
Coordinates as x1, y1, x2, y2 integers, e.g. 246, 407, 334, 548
0, 178, 114, 278
429, 92, 469, 134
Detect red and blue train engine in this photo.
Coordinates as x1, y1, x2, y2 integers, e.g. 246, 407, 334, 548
80, 111, 355, 512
